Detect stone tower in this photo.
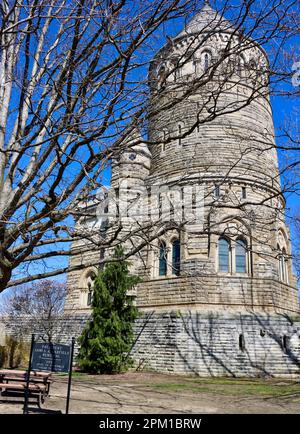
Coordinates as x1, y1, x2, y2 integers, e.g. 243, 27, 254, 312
130, 2, 298, 314
66, 3, 300, 377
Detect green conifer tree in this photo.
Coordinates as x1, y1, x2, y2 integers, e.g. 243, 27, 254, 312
77, 247, 139, 374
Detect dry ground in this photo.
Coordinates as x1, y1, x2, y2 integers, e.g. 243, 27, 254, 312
1, 372, 300, 414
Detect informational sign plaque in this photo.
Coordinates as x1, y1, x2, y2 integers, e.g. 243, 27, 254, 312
31, 342, 71, 373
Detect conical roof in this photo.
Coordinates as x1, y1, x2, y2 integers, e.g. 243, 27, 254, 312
176, 3, 234, 38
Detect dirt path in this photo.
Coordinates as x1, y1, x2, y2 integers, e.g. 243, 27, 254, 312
1, 372, 300, 414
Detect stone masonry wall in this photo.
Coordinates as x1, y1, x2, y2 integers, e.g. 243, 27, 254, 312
1, 311, 300, 377
131, 311, 300, 377
0, 314, 89, 351
136, 276, 300, 315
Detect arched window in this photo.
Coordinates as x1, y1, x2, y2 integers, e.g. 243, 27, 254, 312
193, 56, 198, 74
214, 185, 220, 199
248, 59, 256, 70
161, 130, 167, 153
248, 59, 257, 81
237, 55, 245, 77
174, 62, 182, 81
236, 238, 247, 273
279, 247, 288, 283
172, 239, 180, 276
280, 249, 285, 282
218, 237, 230, 273
157, 65, 166, 89
277, 244, 282, 280
202, 51, 211, 72
159, 241, 167, 276
86, 273, 96, 306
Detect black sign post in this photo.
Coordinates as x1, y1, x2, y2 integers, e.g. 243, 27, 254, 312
22, 336, 75, 414
23, 334, 35, 414
66, 337, 75, 415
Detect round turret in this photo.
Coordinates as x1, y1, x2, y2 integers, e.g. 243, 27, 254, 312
144, 4, 295, 289
148, 4, 276, 189
111, 129, 151, 190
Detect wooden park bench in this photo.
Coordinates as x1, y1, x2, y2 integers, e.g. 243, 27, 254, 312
0, 370, 52, 406
0, 382, 47, 406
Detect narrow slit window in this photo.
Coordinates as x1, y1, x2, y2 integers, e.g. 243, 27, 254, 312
86, 274, 95, 307
147, 187, 151, 219
158, 193, 162, 218
172, 239, 180, 276
242, 186, 246, 199
87, 282, 93, 306
203, 52, 210, 72
239, 334, 245, 352
282, 335, 289, 353
193, 58, 198, 74
169, 192, 174, 220
214, 185, 220, 199
192, 192, 197, 211
162, 130, 167, 152
175, 65, 182, 81
181, 187, 184, 220
279, 247, 288, 283
178, 124, 182, 146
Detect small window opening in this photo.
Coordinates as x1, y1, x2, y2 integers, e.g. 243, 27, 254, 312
178, 124, 182, 146
87, 276, 95, 307
242, 186, 246, 199
181, 187, 184, 220
169, 192, 174, 220
204, 52, 210, 72
158, 193, 162, 218
214, 185, 220, 199
192, 192, 197, 211
239, 334, 245, 352
162, 130, 167, 152
196, 102, 200, 133
147, 187, 151, 219
282, 335, 289, 353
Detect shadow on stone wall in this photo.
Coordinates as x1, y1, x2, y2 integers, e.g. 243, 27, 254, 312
2, 310, 300, 377
131, 311, 300, 377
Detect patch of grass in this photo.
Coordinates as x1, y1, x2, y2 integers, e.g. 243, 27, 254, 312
151, 383, 212, 394
57, 371, 87, 378
147, 377, 300, 398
